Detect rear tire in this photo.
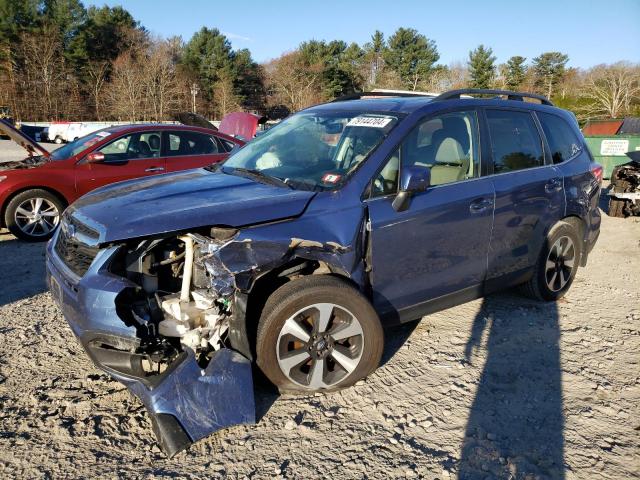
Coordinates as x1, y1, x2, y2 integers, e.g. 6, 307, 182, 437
520, 220, 581, 301
4, 189, 65, 241
256, 275, 383, 393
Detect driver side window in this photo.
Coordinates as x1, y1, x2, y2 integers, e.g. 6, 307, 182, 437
403, 111, 480, 186
370, 111, 480, 198
98, 131, 162, 162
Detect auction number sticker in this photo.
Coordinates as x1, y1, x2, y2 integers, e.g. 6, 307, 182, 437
347, 116, 392, 128
600, 139, 629, 156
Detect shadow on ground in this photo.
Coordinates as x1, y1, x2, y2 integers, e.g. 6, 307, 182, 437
0, 232, 48, 306
458, 293, 564, 479
380, 320, 419, 366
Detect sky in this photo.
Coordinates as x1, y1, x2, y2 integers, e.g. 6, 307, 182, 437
85, 0, 640, 68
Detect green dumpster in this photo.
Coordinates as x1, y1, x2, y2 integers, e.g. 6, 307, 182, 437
584, 135, 640, 179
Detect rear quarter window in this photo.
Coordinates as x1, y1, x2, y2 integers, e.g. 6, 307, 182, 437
537, 112, 582, 164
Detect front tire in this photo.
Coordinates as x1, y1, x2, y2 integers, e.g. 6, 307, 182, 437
4, 189, 64, 241
256, 275, 383, 393
520, 220, 581, 301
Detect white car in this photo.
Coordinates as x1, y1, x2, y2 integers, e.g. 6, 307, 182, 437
45, 122, 72, 143
62, 122, 113, 143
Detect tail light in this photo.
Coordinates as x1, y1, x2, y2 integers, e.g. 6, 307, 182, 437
591, 163, 603, 184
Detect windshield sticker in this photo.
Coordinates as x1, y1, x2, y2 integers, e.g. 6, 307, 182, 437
347, 117, 392, 128
322, 173, 342, 184
95, 131, 111, 138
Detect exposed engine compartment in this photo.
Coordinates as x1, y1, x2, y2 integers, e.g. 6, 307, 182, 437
609, 157, 640, 217
112, 231, 237, 373
0, 155, 48, 171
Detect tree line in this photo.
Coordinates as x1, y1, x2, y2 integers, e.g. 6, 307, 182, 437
1, 0, 638, 123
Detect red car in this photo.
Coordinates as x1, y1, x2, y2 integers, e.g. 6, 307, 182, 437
0, 121, 245, 241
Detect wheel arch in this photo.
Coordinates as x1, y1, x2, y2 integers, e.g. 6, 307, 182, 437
1, 186, 69, 228
238, 257, 362, 360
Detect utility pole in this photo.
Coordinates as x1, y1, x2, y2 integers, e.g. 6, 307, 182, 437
190, 83, 199, 113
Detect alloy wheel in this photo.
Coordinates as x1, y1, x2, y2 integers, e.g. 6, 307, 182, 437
14, 197, 60, 238
545, 235, 575, 292
276, 303, 364, 389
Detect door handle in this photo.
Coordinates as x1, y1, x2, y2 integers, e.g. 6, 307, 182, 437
469, 198, 493, 214
145, 167, 165, 172
545, 178, 563, 193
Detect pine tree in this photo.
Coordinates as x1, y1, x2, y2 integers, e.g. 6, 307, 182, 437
384, 28, 439, 90
532, 52, 569, 99
468, 45, 496, 89
504, 56, 527, 90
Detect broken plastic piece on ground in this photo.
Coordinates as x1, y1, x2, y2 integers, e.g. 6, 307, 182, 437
126, 347, 255, 457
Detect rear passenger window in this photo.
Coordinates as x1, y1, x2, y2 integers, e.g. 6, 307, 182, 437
537, 112, 582, 164
486, 110, 544, 173
167, 131, 221, 156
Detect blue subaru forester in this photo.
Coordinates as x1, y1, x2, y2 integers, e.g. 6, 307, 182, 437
46, 89, 602, 455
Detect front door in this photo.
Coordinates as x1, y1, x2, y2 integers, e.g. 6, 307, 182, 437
367, 110, 495, 321
75, 131, 166, 196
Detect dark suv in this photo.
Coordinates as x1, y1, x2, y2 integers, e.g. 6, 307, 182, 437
46, 89, 602, 455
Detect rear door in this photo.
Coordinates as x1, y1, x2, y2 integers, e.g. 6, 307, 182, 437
367, 109, 495, 321
164, 130, 228, 172
484, 108, 565, 282
75, 130, 166, 196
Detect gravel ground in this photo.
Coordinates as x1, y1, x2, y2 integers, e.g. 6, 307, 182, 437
0, 201, 638, 479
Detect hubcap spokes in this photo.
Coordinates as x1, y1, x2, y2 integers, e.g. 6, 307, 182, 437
14, 198, 60, 237
277, 303, 364, 389
545, 236, 575, 292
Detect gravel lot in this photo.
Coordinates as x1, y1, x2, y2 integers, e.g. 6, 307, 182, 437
0, 177, 638, 478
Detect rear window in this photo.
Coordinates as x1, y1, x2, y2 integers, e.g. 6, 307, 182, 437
486, 110, 544, 173
537, 112, 582, 164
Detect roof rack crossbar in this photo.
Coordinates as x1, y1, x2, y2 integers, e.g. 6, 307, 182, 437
434, 89, 553, 106
331, 91, 434, 102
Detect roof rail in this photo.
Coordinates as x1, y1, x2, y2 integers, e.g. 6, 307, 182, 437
331, 91, 435, 102
434, 89, 553, 106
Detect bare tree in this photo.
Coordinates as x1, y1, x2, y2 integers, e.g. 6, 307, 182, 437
105, 49, 145, 121
19, 26, 67, 119
146, 40, 182, 120
581, 62, 640, 118
213, 71, 240, 119
86, 61, 109, 120
265, 51, 324, 111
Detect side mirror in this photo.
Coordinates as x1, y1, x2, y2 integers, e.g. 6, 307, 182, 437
85, 152, 105, 163
392, 166, 431, 212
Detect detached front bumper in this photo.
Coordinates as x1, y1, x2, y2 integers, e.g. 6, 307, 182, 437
45, 237, 255, 457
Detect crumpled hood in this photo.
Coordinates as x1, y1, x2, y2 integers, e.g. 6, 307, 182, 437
70, 169, 315, 243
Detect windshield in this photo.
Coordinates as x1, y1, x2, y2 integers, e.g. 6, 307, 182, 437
50, 130, 114, 161
222, 111, 399, 190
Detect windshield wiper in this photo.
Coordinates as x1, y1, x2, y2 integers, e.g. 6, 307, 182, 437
224, 167, 293, 189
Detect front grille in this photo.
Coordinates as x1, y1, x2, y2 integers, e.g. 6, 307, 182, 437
54, 217, 100, 278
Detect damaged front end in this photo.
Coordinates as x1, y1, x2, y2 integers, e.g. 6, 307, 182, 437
47, 196, 367, 456
47, 227, 257, 457
608, 152, 640, 217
